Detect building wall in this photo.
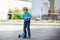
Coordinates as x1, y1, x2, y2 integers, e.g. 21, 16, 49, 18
32, 0, 60, 17
54, 0, 60, 12
32, 0, 50, 18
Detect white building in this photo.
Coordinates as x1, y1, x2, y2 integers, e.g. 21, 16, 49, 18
32, 0, 60, 18
32, 0, 50, 18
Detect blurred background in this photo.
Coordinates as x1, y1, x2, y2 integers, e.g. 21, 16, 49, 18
32, 0, 60, 21
0, 0, 32, 20
0, 0, 60, 23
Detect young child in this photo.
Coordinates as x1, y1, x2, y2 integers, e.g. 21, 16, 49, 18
22, 7, 31, 38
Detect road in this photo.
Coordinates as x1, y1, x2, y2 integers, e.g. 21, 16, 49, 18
0, 24, 60, 40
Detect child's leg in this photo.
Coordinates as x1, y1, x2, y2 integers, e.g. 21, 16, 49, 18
27, 21, 31, 37
23, 21, 27, 38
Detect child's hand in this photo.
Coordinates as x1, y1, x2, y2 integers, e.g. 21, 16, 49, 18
25, 17, 30, 19
24, 17, 30, 20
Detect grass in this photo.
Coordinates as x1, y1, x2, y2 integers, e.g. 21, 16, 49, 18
0, 20, 60, 23
31, 20, 60, 23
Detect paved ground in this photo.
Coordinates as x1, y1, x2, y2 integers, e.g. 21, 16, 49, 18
0, 23, 60, 40
0, 23, 60, 31
0, 28, 60, 40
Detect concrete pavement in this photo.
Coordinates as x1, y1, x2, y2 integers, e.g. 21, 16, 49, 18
0, 28, 60, 40
0, 23, 60, 31
0, 23, 60, 40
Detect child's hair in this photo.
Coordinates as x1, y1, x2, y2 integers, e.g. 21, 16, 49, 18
23, 7, 28, 11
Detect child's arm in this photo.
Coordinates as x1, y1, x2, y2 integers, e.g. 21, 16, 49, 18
28, 13, 31, 19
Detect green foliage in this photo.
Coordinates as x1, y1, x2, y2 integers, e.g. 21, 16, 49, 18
14, 8, 23, 13
8, 14, 12, 19
8, 8, 32, 20
13, 14, 22, 20
9, 9, 14, 13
